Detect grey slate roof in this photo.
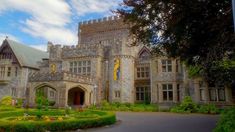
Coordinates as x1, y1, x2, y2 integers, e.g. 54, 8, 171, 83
3, 39, 49, 69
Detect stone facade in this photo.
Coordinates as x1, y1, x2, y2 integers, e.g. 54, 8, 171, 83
0, 39, 48, 100
1, 16, 234, 107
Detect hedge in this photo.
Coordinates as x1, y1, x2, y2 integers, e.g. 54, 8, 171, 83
0, 110, 116, 132
214, 107, 235, 132
90, 101, 159, 112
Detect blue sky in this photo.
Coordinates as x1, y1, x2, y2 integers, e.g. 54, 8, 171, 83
0, 0, 122, 51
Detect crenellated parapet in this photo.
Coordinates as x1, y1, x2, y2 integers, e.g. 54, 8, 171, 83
78, 16, 120, 26
78, 16, 130, 44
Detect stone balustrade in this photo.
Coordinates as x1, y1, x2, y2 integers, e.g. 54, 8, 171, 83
29, 72, 94, 84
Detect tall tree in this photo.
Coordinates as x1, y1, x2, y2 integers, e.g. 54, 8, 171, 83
117, 0, 235, 86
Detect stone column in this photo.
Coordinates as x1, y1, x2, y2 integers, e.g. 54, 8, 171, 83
159, 84, 163, 103
204, 85, 210, 103
58, 87, 67, 108
194, 81, 200, 103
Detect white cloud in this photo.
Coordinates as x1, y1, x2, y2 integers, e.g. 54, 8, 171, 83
0, 0, 76, 44
29, 44, 47, 52
21, 19, 77, 45
0, 0, 121, 45
0, 33, 20, 44
70, 0, 121, 16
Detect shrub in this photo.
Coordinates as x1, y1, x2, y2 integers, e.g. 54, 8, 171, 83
101, 100, 110, 107
16, 98, 24, 108
0, 96, 12, 106
214, 107, 235, 132
197, 104, 219, 114
170, 96, 197, 113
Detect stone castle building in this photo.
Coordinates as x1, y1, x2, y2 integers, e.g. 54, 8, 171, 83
0, 16, 234, 107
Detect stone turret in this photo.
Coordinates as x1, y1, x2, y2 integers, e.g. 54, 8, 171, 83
78, 16, 130, 45
49, 44, 62, 61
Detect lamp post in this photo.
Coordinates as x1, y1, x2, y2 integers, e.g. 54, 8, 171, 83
93, 84, 97, 105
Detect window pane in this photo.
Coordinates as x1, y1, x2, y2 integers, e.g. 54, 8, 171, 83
74, 62, 77, 66
162, 84, 167, 90
141, 67, 144, 71
145, 72, 149, 77
141, 72, 145, 77
162, 60, 166, 65
87, 61, 91, 65
168, 91, 173, 101
168, 65, 172, 72
78, 68, 81, 73
87, 67, 91, 73
136, 93, 139, 100
167, 60, 172, 64
141, 87, 144, 92
145, 67, 149, 71
163, 91, 168, 101
74, 68, 77, 73
141, 93, 144, 100
162, 66, 166, 72
83, 67, 86, 72
209, 89, 216, 101
82, 61, 86, 66
218, 89, 225, 101
137, 68, 140, 71
78, 61, 82, 66
168, 84, 173, 90
137, 73, 140, 78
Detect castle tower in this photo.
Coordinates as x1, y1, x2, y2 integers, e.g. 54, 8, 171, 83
77, 16, 135, 103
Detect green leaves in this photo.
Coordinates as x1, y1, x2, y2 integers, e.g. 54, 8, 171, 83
117, 0, 235, 86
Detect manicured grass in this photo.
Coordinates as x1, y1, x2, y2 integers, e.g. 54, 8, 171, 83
0, 107, 116, 132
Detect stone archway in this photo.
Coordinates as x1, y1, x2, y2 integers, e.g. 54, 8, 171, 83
67, 87, 85, 106
34, 84, 57, 107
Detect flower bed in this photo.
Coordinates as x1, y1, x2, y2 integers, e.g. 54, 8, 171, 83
0, 109, 116, 132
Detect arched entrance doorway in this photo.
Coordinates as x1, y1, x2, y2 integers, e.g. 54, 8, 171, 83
68, 87, 85, 106
35, 85, 57, 106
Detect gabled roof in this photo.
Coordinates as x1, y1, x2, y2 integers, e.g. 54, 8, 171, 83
138, 46, 151, 58
0, 39, 49, 69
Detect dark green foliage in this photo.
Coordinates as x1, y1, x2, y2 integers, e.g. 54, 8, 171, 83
197, 104, 219, 114
170, 96, 197, 113
117, 0, 235, 86
188, 65, 202, 78
214, 107, 235, 132
91, 100, 158, 112
15, 98, 24, 108
35, 89, 49, 110
170, 96, 220, 114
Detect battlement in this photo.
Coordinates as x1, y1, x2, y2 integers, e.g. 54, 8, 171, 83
79, 16, 120, 26
62, 43, 103, 50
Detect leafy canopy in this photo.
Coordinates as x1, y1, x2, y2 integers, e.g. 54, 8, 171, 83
117, 0, 235, 86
